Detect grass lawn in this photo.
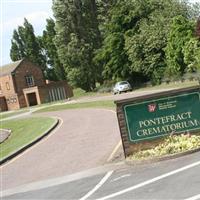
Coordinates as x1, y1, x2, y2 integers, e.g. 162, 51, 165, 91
135, 80, 199, 92
0, 117, 57, 160
73, 81, 199, 98
0, 109, 29, 120
73, 88, 109, 99
35, 100, 115, 113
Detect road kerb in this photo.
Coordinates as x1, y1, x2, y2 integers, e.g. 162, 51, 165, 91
107, 140, 122, 162
0, 118, 59, 166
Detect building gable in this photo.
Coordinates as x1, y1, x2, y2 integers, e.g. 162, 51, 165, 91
0, 59, 24, 77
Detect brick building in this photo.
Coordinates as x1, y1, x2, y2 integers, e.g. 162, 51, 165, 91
0, 59, 73, 111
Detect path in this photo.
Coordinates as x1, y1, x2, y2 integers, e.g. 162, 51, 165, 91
0, 109, 121, 190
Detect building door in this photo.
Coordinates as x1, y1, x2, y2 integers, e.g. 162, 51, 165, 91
27, 92, 38, 106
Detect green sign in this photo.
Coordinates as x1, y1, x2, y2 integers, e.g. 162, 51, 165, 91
124, 92, 200, 142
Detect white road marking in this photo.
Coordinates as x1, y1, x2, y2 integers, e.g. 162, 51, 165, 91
2, 163, 124, 197
96, 160, 200, 200
107, 140, 122, 162
110, 174, 131, 182
100, 109, 123, 163
79, 171, 114, 200
0, 116, 63, 168
185, 194, 200, 200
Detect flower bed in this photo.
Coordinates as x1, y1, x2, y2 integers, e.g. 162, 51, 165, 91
128, 134, 200, 161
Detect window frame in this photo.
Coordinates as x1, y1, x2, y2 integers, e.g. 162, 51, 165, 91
6, 82, 10, 90
25, 75, 35, 87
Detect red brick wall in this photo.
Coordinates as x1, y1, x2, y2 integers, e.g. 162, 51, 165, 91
0, 75, 16, 96
0, 75, 21, 111
0, 97, 8, 112
5, 94, 20, 111
0, 60, 73, 111
18, 94, 27, 108
13, 59, 46, 95
38, 87, 49, 104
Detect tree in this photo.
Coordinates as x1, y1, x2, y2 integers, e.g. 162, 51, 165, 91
10, 30, 25, 60
196, 17, 200, 38
165, 16, 195, 78
96, 0, 189, 84
189, 2, 200, 19
96, 0, 117, 33
40, 18, 66, 81
182, 18, 200, 74
10, 18, 47, 75
183, 37, 200, 72
53, 0, 102, 91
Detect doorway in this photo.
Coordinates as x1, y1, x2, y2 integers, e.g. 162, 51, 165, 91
27, 92, 38, 106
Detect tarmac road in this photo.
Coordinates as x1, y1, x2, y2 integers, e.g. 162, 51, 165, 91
0, 109, 121, 190
2, 150, 200, 199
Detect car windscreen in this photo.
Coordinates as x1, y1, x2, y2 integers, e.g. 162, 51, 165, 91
119, 81, 128, 85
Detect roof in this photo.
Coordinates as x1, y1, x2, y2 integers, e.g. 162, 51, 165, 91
0, 59, 24, 77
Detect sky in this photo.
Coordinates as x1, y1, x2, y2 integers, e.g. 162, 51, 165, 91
1, 0, 53, 66
0, 0, 200, 66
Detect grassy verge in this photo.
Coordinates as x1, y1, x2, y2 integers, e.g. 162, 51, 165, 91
0, 117, 56, 160
0, 109, 29, 120
73, 81, 199, 98
135, 80, 199, 92
127, 134, 200, 161
73, 88, 109, 99
35, 100, 115, 113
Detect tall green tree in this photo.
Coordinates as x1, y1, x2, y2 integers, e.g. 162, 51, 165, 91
189, 2, 200, 19
183, 37, 200, 72
40, 18, 66, 81
196, 17, 200, 38
96, 0, 189, 84
95, 0, 133, 82
10, 18, 47, 75
53, 0, 102, 91
165, 16, 195, 78
182, 18, 200, 74
10, 30, 25, 60
96, 0, 117, 32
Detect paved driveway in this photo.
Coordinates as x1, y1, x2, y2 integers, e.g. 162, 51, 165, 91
1, 109, 121, 190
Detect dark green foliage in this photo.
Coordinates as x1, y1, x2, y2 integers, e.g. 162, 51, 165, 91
40, 18, 66, 81
196, 17, 200, 38
53, 0, 102, 91
165, 16, 196, 78
9, 1, 200, 88
183, 37, 200, 72
10, 18, 47, 75
96, 0, 190, 85
95, 0, 134, 81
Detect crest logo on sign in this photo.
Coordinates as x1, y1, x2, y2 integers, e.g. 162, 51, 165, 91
148, 104, 157, 112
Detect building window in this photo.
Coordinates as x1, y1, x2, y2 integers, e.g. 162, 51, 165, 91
25, 75, 35, 87
6, 82, 10, 90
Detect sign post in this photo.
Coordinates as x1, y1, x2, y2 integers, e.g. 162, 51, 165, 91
115, 86, 200, 157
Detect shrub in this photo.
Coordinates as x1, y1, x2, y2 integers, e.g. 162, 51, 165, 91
128, 133, 200, 161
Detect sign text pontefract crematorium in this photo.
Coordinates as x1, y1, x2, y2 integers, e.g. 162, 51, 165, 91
124, 92, 200, 142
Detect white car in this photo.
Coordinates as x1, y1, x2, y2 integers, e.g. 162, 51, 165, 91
113, 81, 132, 94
